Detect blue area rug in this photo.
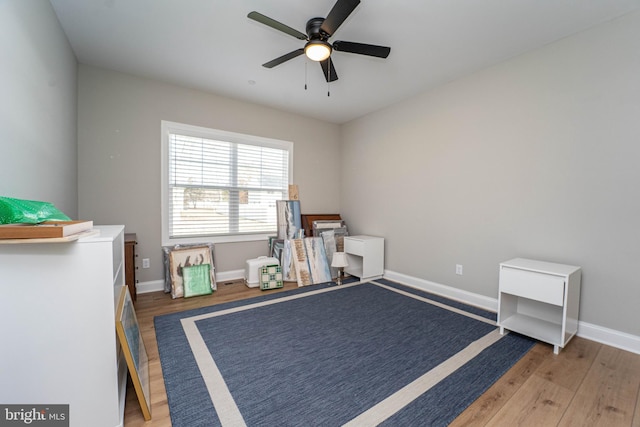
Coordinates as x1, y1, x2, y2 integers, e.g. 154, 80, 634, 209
155, 280, 534, 426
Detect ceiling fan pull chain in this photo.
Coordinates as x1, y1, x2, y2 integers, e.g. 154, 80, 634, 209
327, 63, 331, 97
305, 60, 308, 90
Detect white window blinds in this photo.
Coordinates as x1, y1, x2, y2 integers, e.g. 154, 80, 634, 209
165, 124, 291, 241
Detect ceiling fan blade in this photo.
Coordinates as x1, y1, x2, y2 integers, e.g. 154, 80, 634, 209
332, 40, 391, 58
320, 0, 360, 37
262, 49, 305, 68
248, 11, 307, 40
319, 57, 339, 82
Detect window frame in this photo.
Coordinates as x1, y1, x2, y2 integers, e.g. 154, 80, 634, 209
161, 120, 293, 246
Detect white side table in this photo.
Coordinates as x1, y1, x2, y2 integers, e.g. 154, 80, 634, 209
344, 235, 384, 280
497, 258, 581, 354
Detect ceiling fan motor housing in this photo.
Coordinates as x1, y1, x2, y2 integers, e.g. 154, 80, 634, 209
304, 17, 333, 61
306, 17, 328, 40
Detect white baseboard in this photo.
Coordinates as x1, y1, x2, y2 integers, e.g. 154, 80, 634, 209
383, 270, 498, 312
136, 279, 165, 294
214, 269, 245, 283
577, 321, 640, 355
383, 269, 640, 355
136, 269, 246, 294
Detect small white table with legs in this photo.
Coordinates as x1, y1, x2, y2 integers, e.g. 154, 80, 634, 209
344, 235, 384, 280
497, 258, 581, 354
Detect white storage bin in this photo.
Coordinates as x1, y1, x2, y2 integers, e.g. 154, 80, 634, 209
244, 256, 279, 287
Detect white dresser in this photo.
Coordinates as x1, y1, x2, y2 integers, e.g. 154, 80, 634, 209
0, 225, 128, 427
497, 258, 581, 354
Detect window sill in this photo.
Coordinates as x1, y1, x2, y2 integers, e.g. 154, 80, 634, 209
162, 233, 274, 247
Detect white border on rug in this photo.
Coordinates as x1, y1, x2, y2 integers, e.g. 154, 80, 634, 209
180, 281, 506, 426
343, 329, 504, 426
371, 280, 496, 326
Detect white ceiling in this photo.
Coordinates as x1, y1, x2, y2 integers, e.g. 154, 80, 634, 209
49, 0, 640, 124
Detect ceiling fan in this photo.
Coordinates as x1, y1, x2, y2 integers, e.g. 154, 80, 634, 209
248, 0, 391, 83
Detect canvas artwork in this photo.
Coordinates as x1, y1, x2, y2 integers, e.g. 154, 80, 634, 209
116, 286, 151, 420
321, 229, 338, 279
288, 184, 299, 200
282, 239, 297, 282
276, 200, 302, 240
169, 246, 216, 299
163, 243, 215, 294
305, 237, 332, 284
291, 238, 312, 287
269, 237, 283, 259
312, 220, 348, 237
301, 214, 341, 237
182, 264, 213, 298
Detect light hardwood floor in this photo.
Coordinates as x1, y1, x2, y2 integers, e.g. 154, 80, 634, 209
124, 280, 640, 426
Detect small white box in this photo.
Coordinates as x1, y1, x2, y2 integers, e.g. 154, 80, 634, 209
244, 256, 279, 287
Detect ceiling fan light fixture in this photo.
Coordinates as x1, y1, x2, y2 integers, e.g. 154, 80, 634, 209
305, 40, 332, 61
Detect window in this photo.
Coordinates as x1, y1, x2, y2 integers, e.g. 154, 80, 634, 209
161, 121, 293, 245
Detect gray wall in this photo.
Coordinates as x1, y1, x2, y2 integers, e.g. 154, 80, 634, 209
77, 65, 341, 282
0, 0, 77, 217
341, 11, 640, 336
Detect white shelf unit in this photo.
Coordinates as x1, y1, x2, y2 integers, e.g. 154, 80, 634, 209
497, 258, 581, 354
344, 235, 384, 280
0, 225, 128, 427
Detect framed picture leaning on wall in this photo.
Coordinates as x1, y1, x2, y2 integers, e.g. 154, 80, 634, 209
116, 286, 151, 420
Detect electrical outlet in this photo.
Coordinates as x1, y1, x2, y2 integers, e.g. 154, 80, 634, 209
142, 258, 150, 269
456, 264, 463, 275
